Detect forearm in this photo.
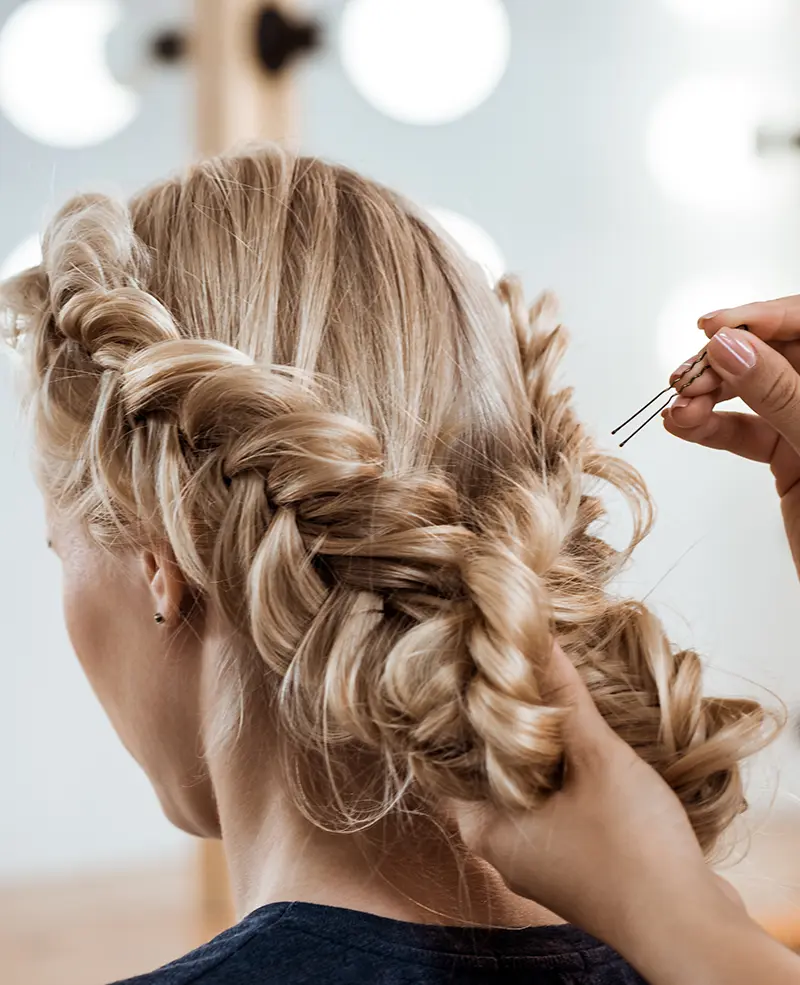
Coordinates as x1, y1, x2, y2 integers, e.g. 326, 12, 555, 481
606, 883, 800, 985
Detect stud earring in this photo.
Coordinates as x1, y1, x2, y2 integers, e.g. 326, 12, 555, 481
154, 612, 165, 625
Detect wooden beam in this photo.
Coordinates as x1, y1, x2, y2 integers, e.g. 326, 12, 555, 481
196, 836, 235, 945
194, 0, 297, 156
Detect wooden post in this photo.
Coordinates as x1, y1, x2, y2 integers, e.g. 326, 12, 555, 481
194, 0, 297, 157
191, 0, 297, 943
196, 831, 236, 945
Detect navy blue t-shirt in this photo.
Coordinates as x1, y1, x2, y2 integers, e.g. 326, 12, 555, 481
112, 901, 647, 984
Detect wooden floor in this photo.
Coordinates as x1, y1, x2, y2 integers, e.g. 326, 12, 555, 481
721, 811, 800, 950
0, 857, 207, 985
3, 814, 800, 985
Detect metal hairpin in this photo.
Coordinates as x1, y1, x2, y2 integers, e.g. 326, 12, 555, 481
612, 325, 750, 448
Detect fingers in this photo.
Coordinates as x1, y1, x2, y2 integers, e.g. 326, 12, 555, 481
671, 364, 724, 397
664, 407, 779, 464
699, 296, 800, 342
774, 339, 800, 374
538, 644, 601, 725
538, 644, 622, 765
538, 644, 605, 740
667, 399, 800, 495
702, 328, 800, 453
675, 378, 737, 404
537, 642, 585, 706
670, 355, 724, 396
669, 392, 717, 430
669, 331, 800, 406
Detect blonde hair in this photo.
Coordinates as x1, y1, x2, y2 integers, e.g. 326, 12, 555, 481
2, 145, 774, 853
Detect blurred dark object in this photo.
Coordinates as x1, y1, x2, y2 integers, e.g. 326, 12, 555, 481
256, 5, 321, 74
756, 125, 800, 155
150, 28, 187, 64
149, 7, 321, 75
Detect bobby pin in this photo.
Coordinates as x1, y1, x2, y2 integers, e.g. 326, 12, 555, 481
612, 325, 749, 448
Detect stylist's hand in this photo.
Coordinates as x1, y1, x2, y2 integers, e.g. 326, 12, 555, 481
451, 644, 736, 950
663, 297, 800, 575
451, 645, 800, 985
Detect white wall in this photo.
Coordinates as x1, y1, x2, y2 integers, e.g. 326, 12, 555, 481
0, 356, 191, 879
0, 0, 194, 880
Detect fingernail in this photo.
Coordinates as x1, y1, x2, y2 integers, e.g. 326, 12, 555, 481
699, 310, 721, 323
672, 397, 691, 409
670, 359, 694, 383
709, 328, 756, 376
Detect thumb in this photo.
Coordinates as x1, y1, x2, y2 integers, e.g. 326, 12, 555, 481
539, 644, 623, 763
707, 327, 800, 452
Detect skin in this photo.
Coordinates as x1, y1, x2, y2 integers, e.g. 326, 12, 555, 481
46, 503, 563, 930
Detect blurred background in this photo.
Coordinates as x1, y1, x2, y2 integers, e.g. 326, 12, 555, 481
3, 0, 800, 982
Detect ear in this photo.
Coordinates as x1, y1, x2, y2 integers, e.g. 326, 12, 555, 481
140, 546, 187, 626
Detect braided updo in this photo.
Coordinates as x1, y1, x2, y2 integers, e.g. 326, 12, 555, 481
1, 146, 773, 853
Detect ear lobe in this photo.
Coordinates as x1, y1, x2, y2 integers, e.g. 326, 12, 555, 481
141, 548, 186, 625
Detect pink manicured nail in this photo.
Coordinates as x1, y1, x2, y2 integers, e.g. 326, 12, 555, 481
672, 397, 691, 409
670, 360, 694, 382
699, 310, 721, 323
709, 328, 756, 376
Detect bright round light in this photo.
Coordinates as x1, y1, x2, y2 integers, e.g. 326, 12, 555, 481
340, 0, 510, 125
0, 0, 139, 147
660, 0, 785, 27
0, 234, 42, 281
429, 208, 506, 282
646, 75, 795, 212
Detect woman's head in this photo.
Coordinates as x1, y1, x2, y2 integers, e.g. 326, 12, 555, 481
2, 145, 772, 852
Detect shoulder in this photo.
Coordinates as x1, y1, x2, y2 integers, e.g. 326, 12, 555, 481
110, 902, 399, 984
108, 901, 647, 985
110, 903, 295, 985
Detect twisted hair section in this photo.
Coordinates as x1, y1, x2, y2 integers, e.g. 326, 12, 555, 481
1, 146, 777, 853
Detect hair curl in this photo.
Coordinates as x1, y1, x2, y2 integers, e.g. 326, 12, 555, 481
1, 146, 775, 853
